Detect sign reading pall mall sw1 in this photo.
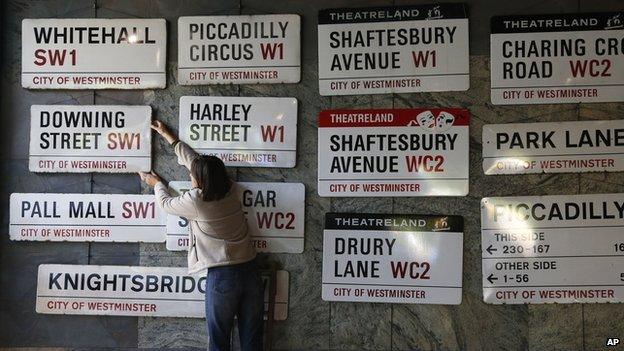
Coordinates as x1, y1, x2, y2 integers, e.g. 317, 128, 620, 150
482, 194, 624, 304
318, 109, 469, 197
318, 4, 469, 95
178, 15, 300, 84
22, 19, 166, 89
483, 119, 624, 174
29, 105, 152, 173
322, 213, 463, 304
10, 193, 166, 243
179, 96, 297, 168
491, 12, 624, 104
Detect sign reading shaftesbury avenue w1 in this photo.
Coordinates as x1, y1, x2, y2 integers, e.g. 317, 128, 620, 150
482, 194, 624, 304
483, 120, 624, 175
166, 181, 305, 253
318, 3, 469, 95
318, 109, 469, 197
179, 96, 298, 168
178, 15, 301, 84
29, 105, 152, 173
322, 213, 463, 304
491, 12, 624, 105
37, 264, 289, 320
9, 193, 166, 243
22, 19, 166, 89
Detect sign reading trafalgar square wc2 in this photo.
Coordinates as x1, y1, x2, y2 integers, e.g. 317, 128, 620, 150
22, 18, 166, 89
318, 4, 469, 95
490, 12, 624, 104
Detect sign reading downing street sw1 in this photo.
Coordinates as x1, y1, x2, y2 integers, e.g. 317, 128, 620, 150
322, 213, 463, 304
22, 18, 166, 89
179, 96, 297, 168
482, 194, 624, 304
483, 119, 624, 175
318, 3, 469, 96
491, 12, 624, 105
318, 108, 469, 197
166, 181, 304, 253
29, 105, 152, 173
36, 264, 289, 320
178, 15, 301, 85
9, 193, 166, 243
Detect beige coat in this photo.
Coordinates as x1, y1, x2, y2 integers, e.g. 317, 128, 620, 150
154, 141, 256, 274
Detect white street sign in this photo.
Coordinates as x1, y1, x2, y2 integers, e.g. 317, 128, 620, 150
482, 194, 624, 304
10, 193, 166, 243
22, 18, 166, 89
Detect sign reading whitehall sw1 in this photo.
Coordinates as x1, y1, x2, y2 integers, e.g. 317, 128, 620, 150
482, 194, 624, 304
166, 181, 304, 253
179, 96, 298, 168
317, 3, 469, 96
322, 213, 463, 304
318, 108, 469, 197
36, 264, 289, 320
29, 105, 152, 173
483, 119, 624, 175
22, 18, 166, 89
178, 15, 301, 84
9, 193, 166, 243
490, 12, 624, 105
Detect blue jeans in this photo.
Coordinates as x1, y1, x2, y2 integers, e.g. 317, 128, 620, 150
205, 258, 264, 351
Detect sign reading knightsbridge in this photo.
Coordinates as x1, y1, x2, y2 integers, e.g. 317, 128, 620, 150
178, 15, 300, 84
9, 193, 166, 242
36, 264, 289, 320
483, 120, 624, 175
322, 213, 463, 304
318, 108, 469, 197
179, 96, 297, 168
29, 105, 152, 173
317, 4, 469, 96
166, 181, 305, 253
481, 194, 624, 304
22, 19, 166, 89
491, 12, 624, 105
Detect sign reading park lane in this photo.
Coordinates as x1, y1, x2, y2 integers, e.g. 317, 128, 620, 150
179, 96, 298, 168
318, 3, 469, 95
322, 213, 463, 304
166, 181, 305, 253
29, 105, 152, 173
318, 108, 469, 197
490, 12, 624, 104
22, 18, 166, 89
36, 264, 289, 320
481, 194, 624, 304
178, 15, 301, 84
483, 119, 624, 175
9, 193, 166, 243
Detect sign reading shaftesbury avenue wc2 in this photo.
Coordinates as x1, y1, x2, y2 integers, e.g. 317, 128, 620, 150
179, 96, 298, 168
483, 119, 624, 174
482, 194, 624, 304
318, 108, 469, 197
9, 193, 166, 242
22, 19, 166, 89
322, 213, 463, 304
491, 12, 624, 104
178, 15, 301, 84
29, 105, 152, 173
318, 4, 469, 95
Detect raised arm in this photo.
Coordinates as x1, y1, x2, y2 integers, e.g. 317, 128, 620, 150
151, 119, 199, 171
138, 171, 198, 219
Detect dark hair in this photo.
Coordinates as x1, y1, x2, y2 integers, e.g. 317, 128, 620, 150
191, 155, 232, 201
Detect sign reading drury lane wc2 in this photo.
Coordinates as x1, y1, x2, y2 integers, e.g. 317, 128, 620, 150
318, 4, 469, 95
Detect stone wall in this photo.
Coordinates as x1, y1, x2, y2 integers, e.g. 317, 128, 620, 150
1, 0, 623, 350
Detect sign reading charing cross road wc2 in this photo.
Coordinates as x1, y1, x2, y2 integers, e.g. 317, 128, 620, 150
22, 18, 166, 89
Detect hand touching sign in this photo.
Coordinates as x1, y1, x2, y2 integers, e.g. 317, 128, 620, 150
138, 171, 162, 187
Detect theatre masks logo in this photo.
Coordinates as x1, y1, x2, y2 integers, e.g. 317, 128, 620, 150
409, 110, 455, 132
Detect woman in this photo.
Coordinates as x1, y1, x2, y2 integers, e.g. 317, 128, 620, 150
139, 120, 264, 351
